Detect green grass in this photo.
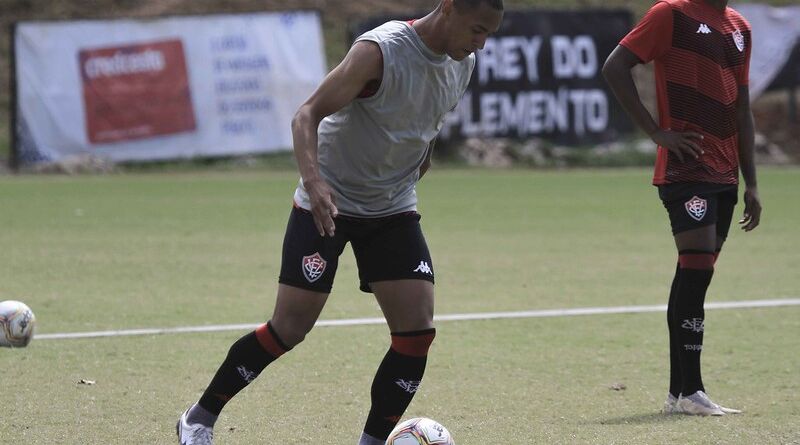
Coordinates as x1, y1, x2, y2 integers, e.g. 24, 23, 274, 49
0, 167, 799, 443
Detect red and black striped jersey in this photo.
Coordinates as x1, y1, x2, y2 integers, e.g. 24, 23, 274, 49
620, 0, 751, 185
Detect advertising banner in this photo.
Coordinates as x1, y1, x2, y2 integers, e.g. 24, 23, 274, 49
14, 12, 326, 166
351, 10, 634, 145
733, 4, 800, 97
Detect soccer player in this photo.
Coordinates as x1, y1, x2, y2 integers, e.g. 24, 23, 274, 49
602, 0, 761, 416
177, 1, 504, 444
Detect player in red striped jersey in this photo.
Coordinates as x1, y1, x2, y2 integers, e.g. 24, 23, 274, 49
602, 0, 761, 416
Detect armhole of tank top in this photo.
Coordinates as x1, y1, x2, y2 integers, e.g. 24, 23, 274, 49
353, 38, 388, 102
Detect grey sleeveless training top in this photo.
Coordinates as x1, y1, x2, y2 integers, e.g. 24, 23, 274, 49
293, 20, 476, 217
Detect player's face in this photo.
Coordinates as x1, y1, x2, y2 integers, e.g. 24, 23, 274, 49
443, 2, 503, 61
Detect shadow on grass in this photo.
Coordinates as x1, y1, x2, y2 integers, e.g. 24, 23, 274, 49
598, 413, 688, 425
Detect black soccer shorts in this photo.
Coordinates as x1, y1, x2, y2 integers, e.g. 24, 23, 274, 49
658, 182, 738, 238
278, 206, 435, 293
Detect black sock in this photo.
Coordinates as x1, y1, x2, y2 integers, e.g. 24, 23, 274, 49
667, 262, 682, 398
198, 323, 289, 415
363, 329, 435, 439
673, 256, 713, 396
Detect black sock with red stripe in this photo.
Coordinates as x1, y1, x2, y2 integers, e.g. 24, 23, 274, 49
363, 328, 436, 440
196, 322, 290, 419
667, 261, 682, 399
674, 250, 714, 396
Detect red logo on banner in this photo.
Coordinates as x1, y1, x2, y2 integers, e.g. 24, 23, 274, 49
79, 39, 196, 144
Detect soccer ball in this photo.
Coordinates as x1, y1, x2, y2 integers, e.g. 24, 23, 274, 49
385, 418, 455, 445
0, 300, 36, 347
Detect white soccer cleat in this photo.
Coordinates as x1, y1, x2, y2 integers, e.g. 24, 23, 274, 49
677, 391, 725, 416
716, 403, 743, 414
662, 393, 681, 414
177, 409, 214, 445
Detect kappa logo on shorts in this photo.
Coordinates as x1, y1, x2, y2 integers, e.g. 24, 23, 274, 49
413, 261, 433, 275
684, 196, 707, 221
302, 252, 327, 283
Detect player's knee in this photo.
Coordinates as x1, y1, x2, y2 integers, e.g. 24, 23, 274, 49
678, 251, 715, 270
268, 315, 316, 348
390, 328, 436, 357
254, 321, 295, 356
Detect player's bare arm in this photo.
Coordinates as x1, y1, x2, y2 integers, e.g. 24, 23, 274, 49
291, 41, 383, 236
736, 84, 761, 231
602, 45, 704, 162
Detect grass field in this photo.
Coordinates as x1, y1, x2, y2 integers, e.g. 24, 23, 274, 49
0, 167, 798, 444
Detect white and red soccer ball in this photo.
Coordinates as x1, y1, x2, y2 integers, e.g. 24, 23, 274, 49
0, 300, 36, 347
386, 417, 455, 445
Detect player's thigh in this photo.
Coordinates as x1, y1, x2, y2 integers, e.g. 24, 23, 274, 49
714, 189, 738, 251
674, 225, 717, 252
270, 284, 329, 347
279, 206, 348, 293
371, 279, 434, 333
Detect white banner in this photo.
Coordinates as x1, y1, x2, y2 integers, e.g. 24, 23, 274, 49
733, 4, 800, 99
14, 12, 326, 165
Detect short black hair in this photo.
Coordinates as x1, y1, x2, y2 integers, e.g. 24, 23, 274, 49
453, 0, 504, 11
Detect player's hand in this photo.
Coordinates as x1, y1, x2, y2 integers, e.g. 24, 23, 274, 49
304, 177, 338, 237
651, 129, 705, 163
739, 186, 761, 232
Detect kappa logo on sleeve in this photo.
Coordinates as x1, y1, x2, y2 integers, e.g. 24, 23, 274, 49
684, 196, 707, 221
302, 252, 327, 283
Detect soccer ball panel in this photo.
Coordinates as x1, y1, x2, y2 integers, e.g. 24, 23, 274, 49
390, 433, 424, 445
0, 300, 36, 348
386, 418, 454, 445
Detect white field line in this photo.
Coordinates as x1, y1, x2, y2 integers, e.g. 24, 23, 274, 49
35, 298, 800, 341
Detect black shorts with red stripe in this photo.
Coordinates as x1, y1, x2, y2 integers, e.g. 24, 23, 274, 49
278, 206, 435, 293
658, 182, 738, 238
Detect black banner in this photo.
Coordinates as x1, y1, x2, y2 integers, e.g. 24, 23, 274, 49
350, 9, 634, 146
767, 40, 800, 90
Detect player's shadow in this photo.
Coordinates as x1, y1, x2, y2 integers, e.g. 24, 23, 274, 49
598, 413, 687, 425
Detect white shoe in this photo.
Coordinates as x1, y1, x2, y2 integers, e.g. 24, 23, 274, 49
662, 393, 681, 414
677, 391, 725, 416
716, 403, 743, 414
177, 409, 214, 445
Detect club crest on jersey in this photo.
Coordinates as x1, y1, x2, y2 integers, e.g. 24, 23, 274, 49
302, 252, 327, 283
685, 196, 707, 221
732, 29, 745, 52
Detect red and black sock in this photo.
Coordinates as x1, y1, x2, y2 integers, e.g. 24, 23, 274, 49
197, 322, 290, 415
674, 250, 715, 396
363, 328, 436, 440
667, 261, 682, 399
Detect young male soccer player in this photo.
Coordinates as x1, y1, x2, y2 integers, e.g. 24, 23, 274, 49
177, 1, 504, 443
602, 0, 761, 416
